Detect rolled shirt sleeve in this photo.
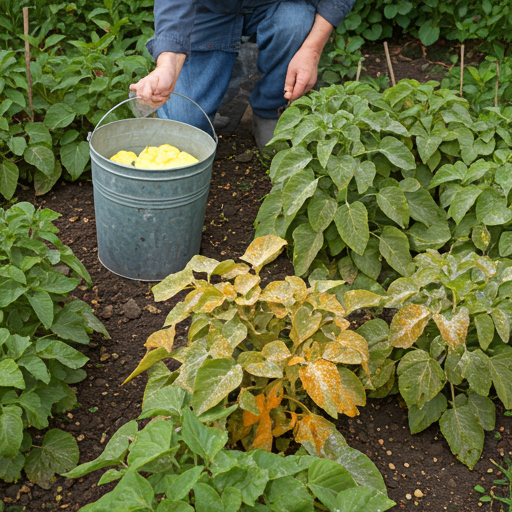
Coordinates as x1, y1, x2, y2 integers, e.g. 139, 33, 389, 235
146, 0, 197, 59
316, 0, 357, 27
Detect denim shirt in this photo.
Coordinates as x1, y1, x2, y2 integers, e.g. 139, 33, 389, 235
147, 0, 356, 59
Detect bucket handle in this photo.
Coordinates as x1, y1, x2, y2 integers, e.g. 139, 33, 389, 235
87, 93, 218, 144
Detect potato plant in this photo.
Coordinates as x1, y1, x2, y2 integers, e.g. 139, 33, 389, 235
352, 249, 512, 469
64, 362, 395, 512
122, 236, 376, 455
0, 202, 108, 486
255, 80, 512, 288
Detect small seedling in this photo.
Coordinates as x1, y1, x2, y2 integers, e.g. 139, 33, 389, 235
474, 458, 512, 511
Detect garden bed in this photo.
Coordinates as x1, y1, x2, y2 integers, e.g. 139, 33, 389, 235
1, 113, 510, 511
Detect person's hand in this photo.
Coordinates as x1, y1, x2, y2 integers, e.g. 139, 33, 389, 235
284, 47, 320, 102
130, 52, 186, 108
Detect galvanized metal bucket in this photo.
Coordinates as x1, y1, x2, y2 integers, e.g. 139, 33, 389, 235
88, 94, 217, 281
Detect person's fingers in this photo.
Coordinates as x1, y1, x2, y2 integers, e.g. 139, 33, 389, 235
290, 70, 310, 101
284, 65, 297, 100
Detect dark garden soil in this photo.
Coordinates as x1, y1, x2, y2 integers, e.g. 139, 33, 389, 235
1, 40, 511, 512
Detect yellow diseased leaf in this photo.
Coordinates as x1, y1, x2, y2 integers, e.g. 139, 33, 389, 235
288, 356, 306, 366
187, 254, 220, 276
152, 267, 194, 302
294, 413, 342, 456
323, 330, 370, 375
260, 281, 294, 305
261, 340, 291, 362
344, 290, 384, 315
212, 260, 250, 279
240, 235, 288, 273
272, 410, 297, 437
234, 273, 261, 296
145, 325, 175, 351
209, 334, 234, 359
245, 361, 283, 378
285, 276, 308, 301
267, 302, 288, 319
433, 307, 469, 350
290, 306, 323, 347
307, 292, 346, 319
300, 359, 365, 418
389, 304, 431, 348
235, 286, 261, 306
214, 282, 237, 301
122, 347, 170, 384
164, 302, 190, 327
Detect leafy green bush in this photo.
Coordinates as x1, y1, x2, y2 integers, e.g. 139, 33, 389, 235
255, 80, 512, 288
0, 202, 108, 486
122, 236, 377, 454
0, 0, 154, 199
351, 249, 512, 469
65, 361, 395, 512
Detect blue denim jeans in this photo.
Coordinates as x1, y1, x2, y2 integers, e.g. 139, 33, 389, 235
157, 1, 316, 134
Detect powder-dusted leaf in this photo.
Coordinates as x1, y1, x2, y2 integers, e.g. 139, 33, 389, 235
300, 360, 365, 418
145, 326, 175, 352
123, 347, 170, 384
433, 308, 469, 350
354, 160, 376, 194
292, 223, 324, 277
290, 306, 323, 346
397, 349, 446, 409
417, 135, 442, 164
344, 290, 383, 315
386, 277, 419, 308
489, 352, 512, 409
378, 136, 415, 170
153, 267, 194, 302
271, 410, 298, 437
239, 390, 260, 416
322, 330, 370, 375
389, 305, 430, 348
212, 260, 250, 279
282, 169, 318, 217
351, 238, 381, 280
448, 185, 482, 225
475, 188, 512, 226
491, 308, 510, 343
294, 413, 345, 457
191, 359, 243, 416
240, 235, 287, 273
334, 201, 369, 256
0, 158, 19, 200
317, 137, 338, 168
407, 221, 451, 252
460, 349, 491, 397
495, 163, 512, 197
474, 313, 494, 350
308, 190, 337, 232
187, 254, 221, 276
467, 394, 495, 432
376, 186, 409, 228
472, 225, 491, 251
439, 400, 483, 470
379, 226, 412, 276
499, 232, 512, 258
234, 273, 260, 296
408, 392, 447, 434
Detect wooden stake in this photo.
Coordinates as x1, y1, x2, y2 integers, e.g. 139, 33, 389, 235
459, 44, 465, 98
23, 7, 34, 122
383, 42, 396, 87
355, 59, 362, 82
494, 61, 501, 108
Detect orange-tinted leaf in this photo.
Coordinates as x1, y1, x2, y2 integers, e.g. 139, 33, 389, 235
299, 359, 344, 418
433, 307, 469, 350
307, 292, 346, 318
389, 304, 431, 348
240, 235, 288, 273
260, 281, 294, 305
285, 276, 308, 301
228, 409, 252, 444
214, 282, 237, 301
145, 325, 175, 351
288, 356, 306, 366
322, 330, 370, 375
243, 394, 265, 427
294, 413, 340, 456
267, 302, 289, 319
344, 290, 384, 315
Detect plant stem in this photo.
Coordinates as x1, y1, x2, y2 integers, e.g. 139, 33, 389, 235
494, 61, 501, 108
23, 7, 34, 122
450, 382, 456, 403
460, 44, 465, 97
283, 395, 312, 415
383, 41, 396, 87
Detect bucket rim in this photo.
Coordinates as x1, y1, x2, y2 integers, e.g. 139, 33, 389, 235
88, 117, 217, 171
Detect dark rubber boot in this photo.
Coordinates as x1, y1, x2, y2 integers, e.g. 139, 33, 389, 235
251, 113, 279, 150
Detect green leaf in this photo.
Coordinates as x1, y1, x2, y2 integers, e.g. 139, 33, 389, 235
499, 232, 512, 258
18, 354, 51, 384
379, 226, 412, 276
407, 221, 451, 251
448, 186, 483, 225
24, 144, 55, 176
34, 162, 62, 196
378, 136, 415, 170
334, 201, 369, 256
127, 419, 174, 468
36, 339, 88, 369
0, 279, 27, 307
0, 158, 19, 200
439, 399, 483, 469
269, 146, 312, 184
376, 186, 409, 228
408, 392, 447, 434
307, 190, 337, 232
292, 223, 324, 276
0, 406, 23, 458
308, 459, 357, 510
495, 163, 512, 197
489, 353, 512, 409
333, 486, 395, 512
467, 394, 495, 431
475, 188, 512, 226
397, 349, 446, 409
44, 103, 76, 129
474, 314, 494, 350
141, 383, 187, 419
64, 420, 138, 478
266, 475, 315, 512
491, 308, 510, 343
8, 136, 27, 156
60, 141, 90, 180
222, 487, 243, 512
26, 290, 54, 329
193, 483, 224, 512
25, 122, 52, 145
405, 188, 444, 228
317, 137, 338, 168
0, 453, 24, 482
0, 359, 25, 389
354, 160, 376, 194
191, 358, 243, 416
182, 408, 228, 463
25, 429, 79, 488
351, 238, 381, 280
472, 225, 491, 251
461, 350, 491, 396
166, 466, 204, 501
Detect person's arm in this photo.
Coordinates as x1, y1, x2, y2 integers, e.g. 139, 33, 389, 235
284, 0, 357, 102
130, 1, 196, 106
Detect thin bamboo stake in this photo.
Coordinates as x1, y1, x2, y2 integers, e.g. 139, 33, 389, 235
494, 61, 501, 108
23, 7, 34, 122
383, 42, 396, 87
355, 59, 362, 82
459, 44, 465, 98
